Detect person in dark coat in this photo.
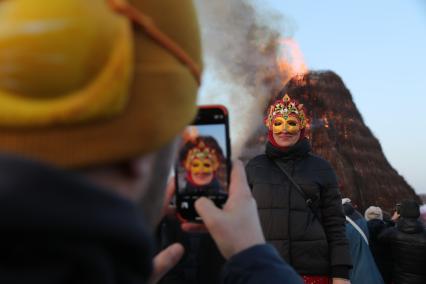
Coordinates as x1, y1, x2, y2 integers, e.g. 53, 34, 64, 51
342, 200, 384, 284
378, 200, 426, 284
246, 93, 352, 284
364, 206, 392, 283
0, 1, 304, 283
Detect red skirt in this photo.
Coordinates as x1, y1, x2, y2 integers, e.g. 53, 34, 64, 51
301, 275, 331, 284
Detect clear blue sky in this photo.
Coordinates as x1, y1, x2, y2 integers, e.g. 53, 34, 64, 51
262, 0, 426, 194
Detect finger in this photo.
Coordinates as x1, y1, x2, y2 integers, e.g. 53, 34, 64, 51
228, 160, 251, 198
195, 197, 223, 228
181, 222, 208, 233
149, 243, 184, 284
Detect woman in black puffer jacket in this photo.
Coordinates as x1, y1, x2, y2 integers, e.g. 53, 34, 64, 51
378, 200, 426, 284
246, 93, 352, 284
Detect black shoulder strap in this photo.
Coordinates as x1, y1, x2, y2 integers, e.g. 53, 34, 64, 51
273, 159, 321, 221
273, 159, 313, 206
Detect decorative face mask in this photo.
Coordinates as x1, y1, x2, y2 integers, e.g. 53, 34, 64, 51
188, 158, 214, 174
184, 141, 220, 175
265, 94, 306, 134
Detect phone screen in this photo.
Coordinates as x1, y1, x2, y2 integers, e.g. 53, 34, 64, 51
175, 106, 230, 222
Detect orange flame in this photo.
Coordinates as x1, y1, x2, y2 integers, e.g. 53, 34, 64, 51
277, 38, 308, 82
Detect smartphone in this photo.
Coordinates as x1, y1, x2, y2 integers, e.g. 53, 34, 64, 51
395, 203, 401, 214
175, 105, 231, 222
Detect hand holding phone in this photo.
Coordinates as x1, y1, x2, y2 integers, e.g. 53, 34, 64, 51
182, 160, 266, 259
175, 105, 231, 222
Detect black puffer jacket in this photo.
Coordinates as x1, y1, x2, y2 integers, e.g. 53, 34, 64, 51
378, 218, 426, 284
246, 139, 351, 278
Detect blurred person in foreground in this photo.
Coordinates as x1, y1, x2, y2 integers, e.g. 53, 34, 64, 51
246, 92, 352, 284
378, 200, 426, 284
342, 200, 383, 284
0, 0, 302, 283
364, 206, 391, 283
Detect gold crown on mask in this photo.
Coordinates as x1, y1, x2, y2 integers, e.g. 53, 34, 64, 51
184, 141, 220, 172
265, 94, 306, 130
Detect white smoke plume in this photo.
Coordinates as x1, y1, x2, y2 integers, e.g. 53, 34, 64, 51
194, 0, 293, 158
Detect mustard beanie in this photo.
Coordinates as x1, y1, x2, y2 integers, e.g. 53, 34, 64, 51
0, 0, 201, 168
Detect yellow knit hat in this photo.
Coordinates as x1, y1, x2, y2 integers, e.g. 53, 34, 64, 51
0, 0, 202, 168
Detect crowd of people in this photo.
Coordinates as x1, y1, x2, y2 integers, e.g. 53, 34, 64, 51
0, 1, 425, 284
361, 200, 426, 284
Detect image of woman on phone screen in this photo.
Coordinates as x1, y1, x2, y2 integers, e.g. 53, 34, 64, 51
179, 135, 227, 196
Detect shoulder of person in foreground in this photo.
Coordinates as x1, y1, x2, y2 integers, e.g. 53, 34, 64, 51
0, 154, 155, 283
222, 244, 303, 284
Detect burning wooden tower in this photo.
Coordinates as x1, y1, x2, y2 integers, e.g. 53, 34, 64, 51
241, 71, 420, 212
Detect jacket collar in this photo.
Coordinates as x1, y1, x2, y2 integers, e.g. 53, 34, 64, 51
265, 137, 311, 161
